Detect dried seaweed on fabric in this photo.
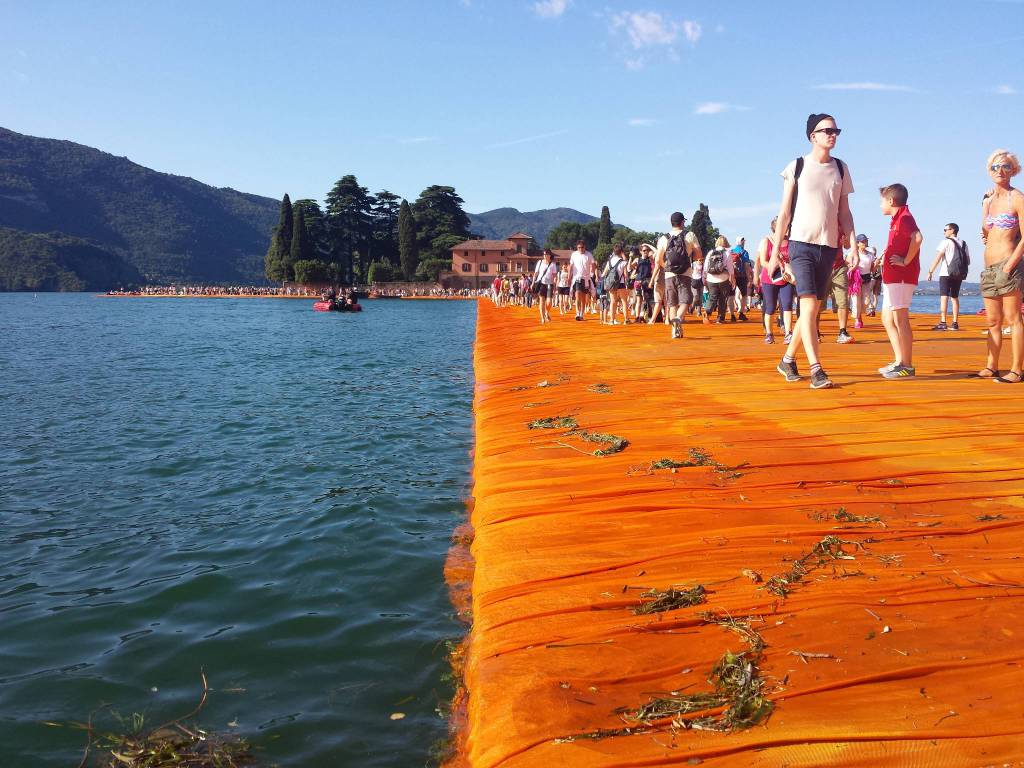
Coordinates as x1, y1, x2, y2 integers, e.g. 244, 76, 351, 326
763, 536, 856, 598
633, 585, 706, 615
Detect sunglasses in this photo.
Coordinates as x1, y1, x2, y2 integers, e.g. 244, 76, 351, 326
991, 163, 1014, 172
814, 127, 842, 137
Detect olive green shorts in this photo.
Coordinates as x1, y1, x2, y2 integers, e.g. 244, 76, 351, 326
829, 266, 849, 311
981, 259, 1024, 299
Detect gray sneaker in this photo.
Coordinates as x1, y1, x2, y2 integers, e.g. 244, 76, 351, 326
777, 360, 800, 382
878, 361, 900, 374
882, 365, 916, 379
810, 369, 834, 389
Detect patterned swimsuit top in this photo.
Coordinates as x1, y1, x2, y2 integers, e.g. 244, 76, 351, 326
985, 211, 1019, 230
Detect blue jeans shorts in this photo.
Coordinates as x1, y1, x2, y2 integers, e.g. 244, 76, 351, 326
788, 241, 838, 300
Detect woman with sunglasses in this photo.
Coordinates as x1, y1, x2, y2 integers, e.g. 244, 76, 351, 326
978, 150, 1024, 382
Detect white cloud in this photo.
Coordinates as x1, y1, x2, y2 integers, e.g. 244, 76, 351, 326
533, 0, 570, 18
487, 129, 569, 149
813, 82, 915, 92
399, 137, 437, 145
995, 84, 1018, 95
628, 117, 657, 127
610, 11, 700, 49
694, 102, 750, 115
624, 57, 645, 71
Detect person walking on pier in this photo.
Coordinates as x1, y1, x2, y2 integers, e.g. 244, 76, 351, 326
534, 248, 558, 324
655, 212, 696, 338
569, 239, 596, 321
768, 113, 857, 389
927, 223, 970, 331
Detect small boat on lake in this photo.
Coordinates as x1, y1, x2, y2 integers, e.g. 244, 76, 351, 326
313, 299, 362, 312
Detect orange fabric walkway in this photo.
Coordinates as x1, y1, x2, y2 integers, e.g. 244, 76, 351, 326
453, 299, 1024, 768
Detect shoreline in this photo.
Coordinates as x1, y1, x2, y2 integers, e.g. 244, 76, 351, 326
450, 300, 1024, 767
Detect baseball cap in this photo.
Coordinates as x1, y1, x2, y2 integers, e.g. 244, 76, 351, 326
856, 234, 868, 243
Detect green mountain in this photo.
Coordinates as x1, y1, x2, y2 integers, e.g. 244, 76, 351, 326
468, 207, 596, 242
0, 227, 141, 291
0, 126, 279, 286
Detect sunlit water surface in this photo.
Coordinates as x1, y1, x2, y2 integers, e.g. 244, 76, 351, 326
0, 294, 475, 767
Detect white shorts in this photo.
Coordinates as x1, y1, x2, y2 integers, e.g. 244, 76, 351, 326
882, 282, 915, 311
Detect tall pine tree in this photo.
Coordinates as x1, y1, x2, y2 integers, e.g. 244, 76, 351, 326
598, 205, 612, 245
689, 203, 719, 254
411, 186, 470, 262
370, 190, 402, 267
398, 199, 419, 280
288, 207, 314, 280
325, 175, 373, 284
264, 193, 293, 282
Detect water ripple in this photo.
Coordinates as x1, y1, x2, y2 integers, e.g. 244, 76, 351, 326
0, 295, 475, 767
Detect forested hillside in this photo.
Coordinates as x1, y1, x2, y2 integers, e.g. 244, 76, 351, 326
0, 127, 278, 284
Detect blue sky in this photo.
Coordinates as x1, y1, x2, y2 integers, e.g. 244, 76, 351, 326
3, 0, 1023, 278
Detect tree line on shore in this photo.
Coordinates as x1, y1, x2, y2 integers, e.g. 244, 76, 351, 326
264, 177, 473, 285
544, 204, 721, 263
264, 175, 723, 286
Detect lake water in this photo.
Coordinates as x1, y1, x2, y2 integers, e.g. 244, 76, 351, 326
0, 295, 476, 767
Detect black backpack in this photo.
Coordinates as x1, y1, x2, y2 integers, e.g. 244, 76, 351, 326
665, 232, 691, 274
946, 237, 970, 280
789, 156, 845, 235
635, 254, 653, 283
705, 248, 728, 276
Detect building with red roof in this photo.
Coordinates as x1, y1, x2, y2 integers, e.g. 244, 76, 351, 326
446, 233, 571, 289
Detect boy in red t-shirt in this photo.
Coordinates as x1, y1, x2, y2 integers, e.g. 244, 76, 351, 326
878, 183, 923, 378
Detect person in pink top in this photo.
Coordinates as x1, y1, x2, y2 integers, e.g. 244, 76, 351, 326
757, 218, 794, 344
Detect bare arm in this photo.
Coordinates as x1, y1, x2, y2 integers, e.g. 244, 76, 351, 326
926, 246, 943, 278
904, 231, 923, 265
757, 237, 769, 269
838, 193, 857, 252
1007, 191, 1024, 271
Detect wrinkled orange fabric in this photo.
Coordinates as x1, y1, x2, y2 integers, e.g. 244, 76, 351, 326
448, 300, 1024, 768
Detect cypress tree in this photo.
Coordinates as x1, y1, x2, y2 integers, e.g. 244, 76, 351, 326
689, 203, 718, 254
288, 207, 311, 281
264, 193, 293, 282
598, 205, 612, 245
398, 199, 418, 280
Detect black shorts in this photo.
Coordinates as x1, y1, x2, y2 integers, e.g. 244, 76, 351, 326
572, 279, 590, 294
939, 276, 962, 298
736, 278, 749, 296
535, 283, 550, 298
557, 286, 570, 296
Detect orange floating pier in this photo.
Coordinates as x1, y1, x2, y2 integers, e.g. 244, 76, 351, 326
450, 300, 1024, 767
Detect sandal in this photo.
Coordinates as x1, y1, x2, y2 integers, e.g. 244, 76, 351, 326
975, 367, 1000, 379
995, 371, 1023, 384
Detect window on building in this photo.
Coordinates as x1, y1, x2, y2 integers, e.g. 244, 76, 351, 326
461, 262, 471, 273
515, 245, 522, 253
498, 263, 508, 273
500, 251, 505, 259
463, 251, 469, 258
515, 262, 523, 272
480, 263, 489, 273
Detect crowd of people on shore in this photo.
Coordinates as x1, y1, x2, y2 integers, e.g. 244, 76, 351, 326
493, 115, 1024, 388
370, 286, 485, 298
107, 284, 320, 297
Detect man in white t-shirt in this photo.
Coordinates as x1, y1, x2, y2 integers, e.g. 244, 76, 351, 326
568, 239, 595, 321
767, 113, 857, 390
926, 222, 968, 331
655, 211, 698, 338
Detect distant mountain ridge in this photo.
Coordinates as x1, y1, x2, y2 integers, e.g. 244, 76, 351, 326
0, 126, 279, 285
468, 206, 596, 243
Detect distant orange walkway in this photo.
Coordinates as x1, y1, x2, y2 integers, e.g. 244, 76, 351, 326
452, 300, 1024, 767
